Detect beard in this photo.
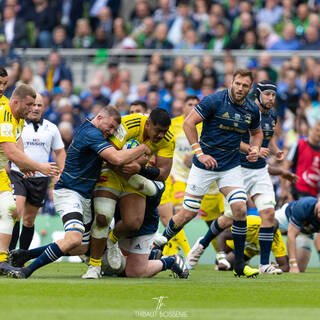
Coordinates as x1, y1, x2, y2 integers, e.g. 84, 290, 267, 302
231, 87, 246, 104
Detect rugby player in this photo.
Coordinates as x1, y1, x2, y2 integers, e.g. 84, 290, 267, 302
275, 196, 320, 273
9, 93, 66, 251
82, 108, 175, 279
161, 69, 263, 277
0, 84, 59, 275
188, 80, 284, 274
5, 106, 150, 278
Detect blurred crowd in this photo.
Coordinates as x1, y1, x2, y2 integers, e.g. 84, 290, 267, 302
0, 0, 320, 50
1, 0, 320, 213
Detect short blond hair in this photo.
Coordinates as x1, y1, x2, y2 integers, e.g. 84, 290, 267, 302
12, 84, 36, 100
100, 105, 121, 124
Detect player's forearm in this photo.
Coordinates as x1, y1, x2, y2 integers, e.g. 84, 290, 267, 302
240, 141, 250, 153
54, 149, 66, 171
183, 119, 199, 146
249, 130, 263, 149
5, 145, 43, 172
268, 136, 280, 155
287, 228, 298, 262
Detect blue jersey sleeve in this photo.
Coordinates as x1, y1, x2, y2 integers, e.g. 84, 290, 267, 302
194, 94, 219, 120
249, 105, 261, 131
85, 126, 112, 154
289, 197, 317, 229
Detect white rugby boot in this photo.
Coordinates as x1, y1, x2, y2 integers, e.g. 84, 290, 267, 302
82, 265, 102, 279
259, 264, 283, 275
186, 237, 205, 267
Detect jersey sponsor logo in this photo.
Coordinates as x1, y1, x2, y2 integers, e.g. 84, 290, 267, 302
234, 113, 241, 121
113, 124, 127, 142
219, 124, 246, 133
0, 123, 13, 137
245, 114, 251, 124
25, 138, 45, 147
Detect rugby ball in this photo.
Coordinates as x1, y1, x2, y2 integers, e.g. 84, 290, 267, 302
123, 139, 140, 149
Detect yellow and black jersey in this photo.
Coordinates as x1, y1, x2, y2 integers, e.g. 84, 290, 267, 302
110, 113, 175, 158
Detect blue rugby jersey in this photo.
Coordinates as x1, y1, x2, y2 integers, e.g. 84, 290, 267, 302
194, 89, 260, 171
241, 109, 277, 169
55, 119, 111, 198
285, 197, 320, 234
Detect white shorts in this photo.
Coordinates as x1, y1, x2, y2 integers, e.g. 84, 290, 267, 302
242, 166, 275, 197
119, 233, 155, 255
185, 165, 244, 197
296, 234, 313, 251
53, 188, 92, 245
275, 203, 289, 233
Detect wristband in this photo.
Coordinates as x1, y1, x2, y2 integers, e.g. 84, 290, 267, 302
289, 258, 297, 267
191, 142, 203, 157
139, 165, 160, 180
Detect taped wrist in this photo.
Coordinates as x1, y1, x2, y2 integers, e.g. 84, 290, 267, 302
139, 165, 160, 180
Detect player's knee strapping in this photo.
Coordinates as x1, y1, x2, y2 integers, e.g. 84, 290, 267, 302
128, 174, 157, 196
254, 194, 276, 211
226, 188, 247, 205
63, 212, 85, 234
183, 196, 201, 212
91, 197, 116, 239
0, 191, 16, 235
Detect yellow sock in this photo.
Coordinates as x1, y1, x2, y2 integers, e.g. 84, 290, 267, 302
89, 257, 101, 267
176, 230, 191, 256
163, 238, 179, 256
109, 229, 119, 243
0, 251, 8, 262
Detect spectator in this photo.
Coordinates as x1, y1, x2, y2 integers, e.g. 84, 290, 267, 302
269, 23, 301, 50
300, 26, 320, 50
171, 98, 184, 117
274, 0, 294, 36
25, 0, 57, 48
0, 33, 19, 66
59, 79, 80, 107
104, 60, 120, 93
44, 51, 72, 92
58, 121, 73, 150
112, 17, 137, 49
146, 23, 173, 49
91, 26, 112, 48
52, 25, 72, 49
136, 82, 149, 101
153, 0, 176, 25
72, 19, 93, 49
89, 79, 110, 105
258, 51, 278, 83
256, 0, 283, 27
146, 90, 160, 112
192, 0, 210, 35
131, 16, 155, 49
175, 28, 204, 50
207, 22, 229, 51
167, 0, 196, 47
96, 6, 113, 35
130, 0, 151, 31
16, 65, 45, 93
200, 55, 218, 88
0, 5, 27, 47
277, 68, 302, 118
257, 23, 280, 49
293, 3, 310, 38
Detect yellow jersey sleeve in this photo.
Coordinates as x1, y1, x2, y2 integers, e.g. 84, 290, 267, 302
0, 105, 17, 143
157, 128, 175, 158
110, 114, 144, 149
272, 229, 287, 258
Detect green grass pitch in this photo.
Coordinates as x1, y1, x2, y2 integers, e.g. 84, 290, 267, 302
1, 263, 320, 320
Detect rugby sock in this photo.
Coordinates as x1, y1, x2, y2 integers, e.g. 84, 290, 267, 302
176, 230, 190, 256
259, 227, 274, 265
109, 230, 119, 244
89, 257, 101, 267
23, 243, 63, 277
163, 238, 179, 256
162, 219, 182, 241
160, 256, 175, 271
200, 219, 223, 249
9, 220, 20, 251
28, 244, 51, 259
232, 220, 247, 271
19, 225, 35, 250
0, 251, 8, 262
